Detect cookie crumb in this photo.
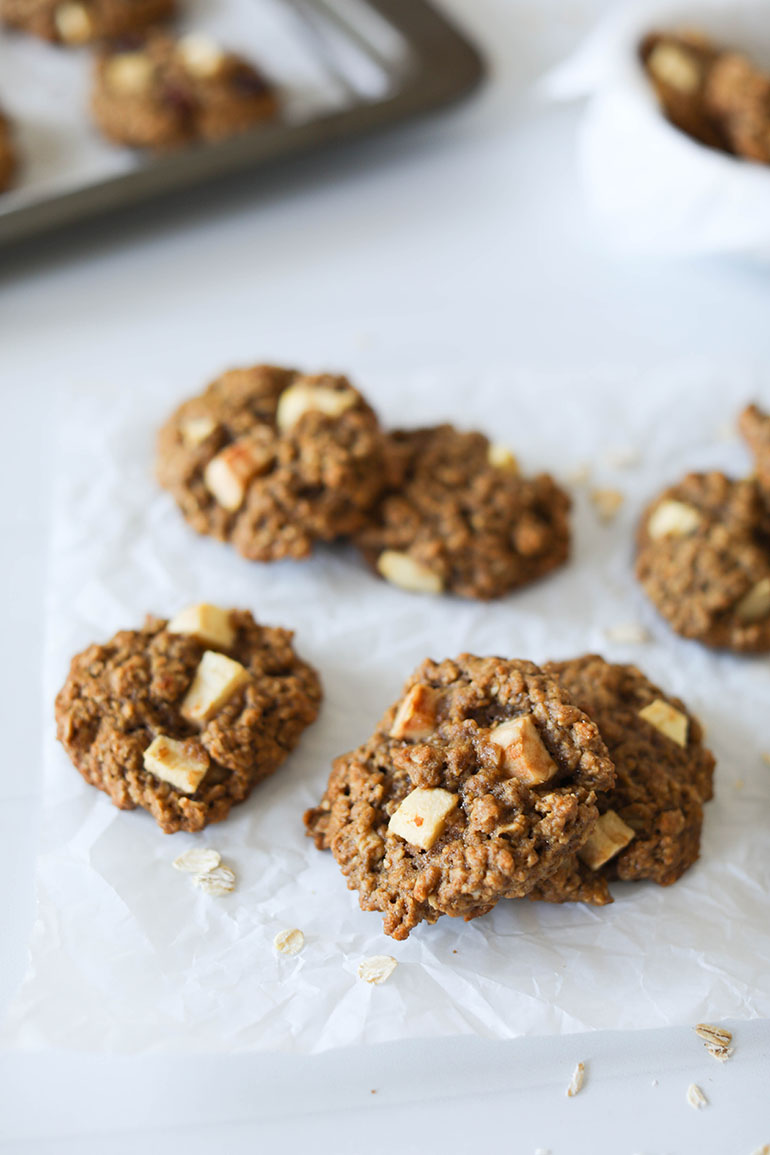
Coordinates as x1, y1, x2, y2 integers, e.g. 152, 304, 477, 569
370, 1089, 377, 1095
604, 622, 652, 644
274, 928, 305, 956
695, 1023, 733, 1061
566, 1061, 585, 1097
605, 447, 640, 469
734, 778, 745, 791
751, 1146, 770, 1155
172, 847, 221, 874
358, 955, 398, 985
193, 864, 236, 895
566, 464, 591, 485
762, 753, 770, 767
590, 488, 624, 523
686, 1082, 708, 1110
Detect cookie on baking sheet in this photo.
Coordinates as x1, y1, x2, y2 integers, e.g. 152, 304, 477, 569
157, 364, 391, 562
636, 471, 770, 652
1, 0, 173, 44
353, 425, 571, 600
525, 655, 715, 906
0, 108, 17, 193
640, 31, 726, 151
740, 403, 770, 506
305, 655, 615, 940
92, 32, 278, 150
55, 605, 321, 833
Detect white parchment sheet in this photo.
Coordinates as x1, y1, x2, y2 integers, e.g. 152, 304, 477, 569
5, 366, 770, 1053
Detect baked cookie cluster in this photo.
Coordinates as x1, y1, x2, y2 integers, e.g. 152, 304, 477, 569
306, 653, 714, 939
157, 366, 572, 600
641, 30, 770, 162
1, 0, 174, 43
92, 32, 278, 149
636, 404, 770, 652
55, 605, 321, 832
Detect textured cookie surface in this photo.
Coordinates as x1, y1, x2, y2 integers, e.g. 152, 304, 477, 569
0, 109, 16, 193
354, 425, 571, 600
641, 29, 770, 162
92, 32, 277, 149
1, 0, 174, 43
305, 655, 614, 939
55, 609, 321, 833
741, 403, 770, 505
157, 364, 390, 561
527, 655, 716, 905
636, 471, 770, 652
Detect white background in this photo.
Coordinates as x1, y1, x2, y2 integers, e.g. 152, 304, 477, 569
1, 0, 769, 1150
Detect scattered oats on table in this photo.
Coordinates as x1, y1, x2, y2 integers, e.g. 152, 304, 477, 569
604, 622, 652, 644
695, 1023, 733, 1061
192, 864, 236, 896
604, 447, 640, 469
566, 1061, 586, 1097
357, 956, 398, 985
172, 847, 221, 874
590, 488, 624, 523
686, 1082, 708, 1110
274, 928, 305, 956
762, 753, 770, 768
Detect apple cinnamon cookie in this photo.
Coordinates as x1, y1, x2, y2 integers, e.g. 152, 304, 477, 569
157, 364, 392, 561
526, 655, 715, 905
740, 403, 770, 507
636, 471, 770, 652
0, 108, 16, 193
1, 0, 174, 44
55, 605, 321, 833
92, 32, 277, 150
305, 655, 615, 940
354, 425, 571, 600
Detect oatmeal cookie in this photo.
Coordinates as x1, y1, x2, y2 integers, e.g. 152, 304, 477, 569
636, 471, 770, 652
92, 32, 277, 150
526, 655, 715, 905
156, 364, 391, 561
55, 605, 321, 833
704, 51, 770, 163
1, 0, 174, 44
0, 108, 16, 193
354, 425, 571, 600
305, 655, 614, 939
740, 403, 770, 505
640, 31, 726, 150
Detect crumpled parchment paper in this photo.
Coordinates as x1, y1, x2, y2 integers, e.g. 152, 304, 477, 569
4, 365, 770, 1053
542, 0, 770, 258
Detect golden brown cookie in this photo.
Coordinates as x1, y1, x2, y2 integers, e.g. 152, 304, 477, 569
55, 606, 321, 833
157, 365, 392, 562
305, 654, 614, 939
92, 32, 277, 149
1, 0, 174, 44
526, 655, 715, 905
354, 425, 571, 600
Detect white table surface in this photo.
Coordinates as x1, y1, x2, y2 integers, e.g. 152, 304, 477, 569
1, 0, 769, 1150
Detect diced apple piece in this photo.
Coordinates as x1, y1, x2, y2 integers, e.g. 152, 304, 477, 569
647, 42, 701, 93
177, 33, 225, 78
181, 651, 250, 723
489, 715, 558, 786
376, 550, 444, 594
105, 52, 154, 95
388, 787, 458, 851
735, 577, 770, 623
167, 604, 235, 650
276, 382, 357, 431
54, 1, 92, 42
487, 443, 519, 473
647, 499, 701, 540
180, 415, 217, 448
203, 437, 274, 511
143, 735, 209, 794
390, 684, 439, 740
578, 810, 635, 870
638, 698, 688, 747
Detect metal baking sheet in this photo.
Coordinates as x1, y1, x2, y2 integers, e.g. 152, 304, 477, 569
0, 0, 484, 248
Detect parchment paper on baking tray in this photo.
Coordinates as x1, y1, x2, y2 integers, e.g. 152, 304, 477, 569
4, 367, 770, 1053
